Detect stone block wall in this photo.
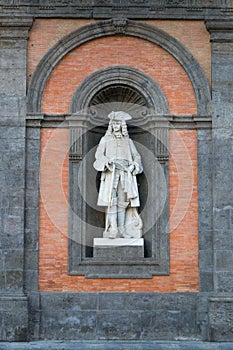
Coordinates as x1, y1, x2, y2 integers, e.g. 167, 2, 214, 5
0, 16, 32, 341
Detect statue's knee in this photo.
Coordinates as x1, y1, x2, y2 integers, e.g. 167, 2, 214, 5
118, 200, 129, 209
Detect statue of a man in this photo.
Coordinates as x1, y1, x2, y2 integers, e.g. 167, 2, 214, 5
93, 111, 143, 239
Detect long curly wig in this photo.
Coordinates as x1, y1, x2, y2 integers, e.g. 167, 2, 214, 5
105, 111, 130, 137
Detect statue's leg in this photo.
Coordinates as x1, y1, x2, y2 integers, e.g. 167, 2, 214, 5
117, 183, 129, 238
117, 208, 125, 228
104, 188, 118, 239
107, 204, 118, 238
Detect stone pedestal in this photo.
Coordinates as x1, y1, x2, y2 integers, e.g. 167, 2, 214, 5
93, 238, 144, 260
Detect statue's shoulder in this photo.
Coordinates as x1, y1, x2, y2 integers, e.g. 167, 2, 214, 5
101, 134, 112, 141
128, 137, 133, 142
99, 135, 106, 142
97, 134, 111, 147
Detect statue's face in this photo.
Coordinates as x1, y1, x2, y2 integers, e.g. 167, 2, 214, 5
112, 120, 122, 132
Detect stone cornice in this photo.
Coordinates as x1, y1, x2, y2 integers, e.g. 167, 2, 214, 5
0, 1, 232, 19
206, 20, 233, 42
0, 15, 33, 27
0, 292, 27, 301
26, 113, 212, 130
0, 15, 33, 40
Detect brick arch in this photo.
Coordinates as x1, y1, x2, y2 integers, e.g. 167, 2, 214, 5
27, 19, 211, 116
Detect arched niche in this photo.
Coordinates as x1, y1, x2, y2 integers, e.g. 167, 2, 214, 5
68, 67, 170, 278
70, 66, 169, 116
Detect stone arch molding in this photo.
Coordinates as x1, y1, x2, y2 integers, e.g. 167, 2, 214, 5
27, 18, 211, 116
70, 66, 169, 114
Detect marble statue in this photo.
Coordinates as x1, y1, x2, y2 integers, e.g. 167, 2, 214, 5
93, 111, 143, 239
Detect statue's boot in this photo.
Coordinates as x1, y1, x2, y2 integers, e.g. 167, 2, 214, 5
108, 228, 118, 239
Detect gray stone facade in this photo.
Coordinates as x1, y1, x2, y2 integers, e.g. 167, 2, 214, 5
0, 16, 32, 341
34, 292, 209, 341
0, 1, 232, 344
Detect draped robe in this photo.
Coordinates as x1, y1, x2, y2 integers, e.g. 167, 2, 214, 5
93, 134, 143, 207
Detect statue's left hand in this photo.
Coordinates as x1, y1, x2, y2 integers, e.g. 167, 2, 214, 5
127, 164, 135, 173
131, 162, 141, 175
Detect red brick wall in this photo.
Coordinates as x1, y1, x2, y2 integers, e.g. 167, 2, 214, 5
148, 20, 211, 86
32, 19, 205, 292
40, 35, 196, 115
28, 19, 210, 86
39, 128, 199, 292
27, 19, 94, 84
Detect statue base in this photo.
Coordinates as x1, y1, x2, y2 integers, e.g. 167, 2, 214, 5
93, 238, 144, 260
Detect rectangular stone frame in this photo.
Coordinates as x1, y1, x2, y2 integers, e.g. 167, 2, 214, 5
68, 115, 170, 278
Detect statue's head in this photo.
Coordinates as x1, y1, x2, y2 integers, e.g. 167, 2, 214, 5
106, 111, 131, 137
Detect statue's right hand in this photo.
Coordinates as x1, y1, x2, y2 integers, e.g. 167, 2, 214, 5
106, 161, 113, 171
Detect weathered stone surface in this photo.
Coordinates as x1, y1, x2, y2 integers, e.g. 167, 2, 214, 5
0, 0, 233, 20
1, 340, 233, 350
39, 293, 98, 340
197, 130, 213, 292
0, 294, 28, 341
199, 272, 214, 293
94, 246, 144, 259
24, 209, 39, 249
214, 229, 233, 250
0, 16, 32, 341
27, 293, 40, 341
215, 250, 233, 271
215, 274, 233, 293
4, 250, 23, 270
1, 209, 24, 249
41, 311, 97, 340
36, 293, 208, 341
40, 293, 98, 311
209, 35, 233, 295
94, 238, 144, 259
5, 271, 23, 291
97, 311, 141, 340
209, 297, 233, 341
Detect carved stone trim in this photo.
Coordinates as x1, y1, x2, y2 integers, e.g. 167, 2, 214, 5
27, 19, 211, 117
170, 115, 212, 129
69, 154, 83, 162
26, 113, 44, 128
0, 15, 33, 40
69, 127, 84, 161
112, 18, 128, 34
157, 156, 169, 162
70, 66, 168, 115
28, 113, 212, 129
153, 128, 169, 158
0, 292, 28, 301
0, 2, 232, 19
206, 20, 233, 42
